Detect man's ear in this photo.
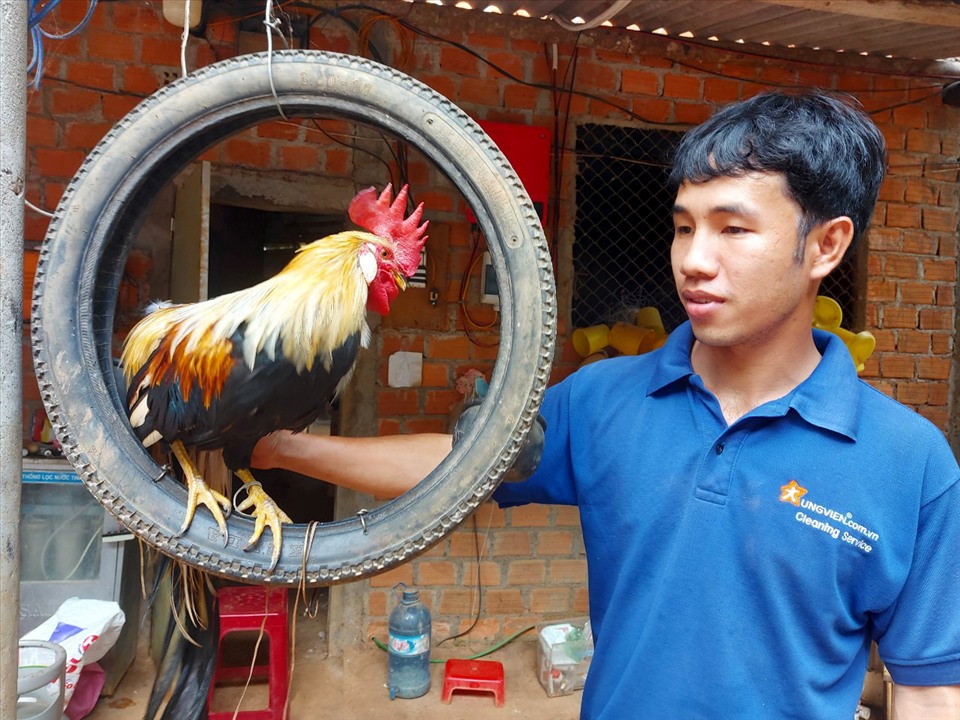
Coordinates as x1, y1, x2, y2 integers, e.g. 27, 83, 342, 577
809, 216, 854, 281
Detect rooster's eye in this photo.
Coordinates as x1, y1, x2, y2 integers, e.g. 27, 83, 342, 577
381, 249, 390, 259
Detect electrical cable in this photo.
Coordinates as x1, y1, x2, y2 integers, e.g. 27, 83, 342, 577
371, 623, 537, 663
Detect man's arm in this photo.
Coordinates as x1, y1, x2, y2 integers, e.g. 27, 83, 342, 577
893, 684, 960, 720
251, 430, 451, 500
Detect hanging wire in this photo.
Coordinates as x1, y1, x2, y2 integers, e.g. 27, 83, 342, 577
264, 0, 290, 120
179, 0, 191, 78
27, 0, 98, 90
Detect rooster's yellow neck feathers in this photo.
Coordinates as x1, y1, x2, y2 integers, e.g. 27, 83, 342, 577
121, 231, 388, 403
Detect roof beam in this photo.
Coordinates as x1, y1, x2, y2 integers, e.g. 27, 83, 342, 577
760, 0, 960, 28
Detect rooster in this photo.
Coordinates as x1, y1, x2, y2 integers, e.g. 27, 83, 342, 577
120, 184, 428, 573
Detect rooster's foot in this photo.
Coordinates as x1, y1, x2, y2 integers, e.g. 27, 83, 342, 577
234, 472, 292, 573
180, 475, 232, 546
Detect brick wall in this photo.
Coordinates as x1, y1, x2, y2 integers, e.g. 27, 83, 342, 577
22, 0, 959, 644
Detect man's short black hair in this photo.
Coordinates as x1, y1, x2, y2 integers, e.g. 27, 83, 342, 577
668, 91, 886, 252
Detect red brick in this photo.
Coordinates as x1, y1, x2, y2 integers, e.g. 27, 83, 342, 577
368, 589, 387, 617
64, 122, 113, 150
549, 559, 587, 583
111, 1, 167, 34
27, 117, 57, 147
703, 77, 740, 103
886, 204, 919, 229
877, 176, 904, 202
663, 74, 702, 100
674, 102, 712, 125
421, 362, 449, 387
509, 504, 551, 527
486, 51, 524, 80
918, 357, 950, 380
918, 407, 948, 431
34, 148, 85, 179
440, 46, 480, 77
922, 208, 956, 233
378, 389, 419, 416
882, 306, 917, 328
573, 587, 590, 614
866, 279, 896, 302
486, 589, 525, 614
493, 531, 531, 556
554, 506, 581, 526
473, 502, 506, 528
223, 138, 272, 168
906, 129, 941, 154
423, 389, 459, 415
142, 37, 186, 66
279, 145, 321, 172
369, 563, 413, 588
49, 87, 101, 116
503, 84, 542, 111
530, 588, 570, 614
122, 66, 160, 95
378, 418, 401, 436
632, 97, 671, 124
892, 104, 926, 129
65, 62, 115, 91
879, 355, 915, 379
428, 335, 471, 359
896, 330, 930, 354
896, 383, 929, 406
901, 231, 937, 255
438, 589, 475, 615
883, 256, 918, 279
325, 149, 350, 175
506, 560, 545, 585
919, 308, 953, 330
417, 561, 457, 585
87, 30, 138, 62
923, 258, 955, 282
899, 282, 934, 305
102, 94, 141, 121
537, 531, 574, 555
621, 68, 659, 96
459, 78, 501, 107
929, 381, 950, 405
404, 417, 447, 434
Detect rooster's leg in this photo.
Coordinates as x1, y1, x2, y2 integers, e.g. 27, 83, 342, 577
234, 469, 292, 573
170, 440, 231, 545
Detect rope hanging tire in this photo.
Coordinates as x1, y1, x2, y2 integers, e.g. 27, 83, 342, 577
30, 51, 556, 585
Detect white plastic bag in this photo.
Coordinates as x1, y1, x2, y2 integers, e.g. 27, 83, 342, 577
20, 597, 125, 705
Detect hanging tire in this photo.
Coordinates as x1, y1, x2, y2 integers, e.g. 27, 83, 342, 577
30, 50, 556, 584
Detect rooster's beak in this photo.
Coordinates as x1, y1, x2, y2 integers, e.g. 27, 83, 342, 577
393, 272, 407, 291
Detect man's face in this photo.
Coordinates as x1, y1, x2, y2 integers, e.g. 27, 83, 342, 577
671, 172, 818, 351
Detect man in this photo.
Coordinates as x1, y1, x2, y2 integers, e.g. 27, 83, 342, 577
254, 92, 960, 718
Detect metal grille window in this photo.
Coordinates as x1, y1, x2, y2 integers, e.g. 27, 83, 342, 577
573, 124, 861, 334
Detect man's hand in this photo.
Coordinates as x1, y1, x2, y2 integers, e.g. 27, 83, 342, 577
453, 400, 546, 483
893, 684, 960, 720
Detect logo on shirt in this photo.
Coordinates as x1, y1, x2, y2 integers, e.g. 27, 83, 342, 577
779, 480, 878, 554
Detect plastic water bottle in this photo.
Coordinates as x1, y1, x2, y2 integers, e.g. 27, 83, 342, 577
387, 583, 431, 699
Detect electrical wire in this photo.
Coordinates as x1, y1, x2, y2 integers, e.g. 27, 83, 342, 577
27, 0, 98, 90
371, 624, 536, 663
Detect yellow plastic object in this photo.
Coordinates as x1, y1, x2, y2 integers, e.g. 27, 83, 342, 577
572, 324, 610, 358
635, 306, 666, 337
608, 323, 656, 355
812, 296, 876, 373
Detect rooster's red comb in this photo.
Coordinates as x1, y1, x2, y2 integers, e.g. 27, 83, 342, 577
349, 184, 429, 277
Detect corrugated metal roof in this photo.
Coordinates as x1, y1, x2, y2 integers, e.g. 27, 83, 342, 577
417, 0, 960, 63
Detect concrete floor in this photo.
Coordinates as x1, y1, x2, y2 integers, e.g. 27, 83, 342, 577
85, 597, 582, 720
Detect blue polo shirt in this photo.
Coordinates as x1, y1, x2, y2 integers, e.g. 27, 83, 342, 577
495, 322, 960, 719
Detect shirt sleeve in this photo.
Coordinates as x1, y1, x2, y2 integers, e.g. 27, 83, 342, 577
875, 469, 960, 685
493, 372, 579, 508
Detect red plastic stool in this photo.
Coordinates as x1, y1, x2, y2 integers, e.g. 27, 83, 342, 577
207, 585, 289, 720
441, 658, 505, 706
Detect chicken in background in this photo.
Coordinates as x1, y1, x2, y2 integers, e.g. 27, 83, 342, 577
120, 184, 428, 572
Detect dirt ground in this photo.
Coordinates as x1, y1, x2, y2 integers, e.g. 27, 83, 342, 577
85, 607, 582, 720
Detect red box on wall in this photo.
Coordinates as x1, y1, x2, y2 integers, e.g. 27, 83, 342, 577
467, 121, 551, 224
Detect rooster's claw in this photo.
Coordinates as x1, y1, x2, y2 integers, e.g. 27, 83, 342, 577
235, 471, 292, 573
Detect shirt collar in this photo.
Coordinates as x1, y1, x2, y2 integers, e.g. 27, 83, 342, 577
649, 321, 860, 440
